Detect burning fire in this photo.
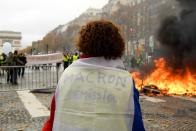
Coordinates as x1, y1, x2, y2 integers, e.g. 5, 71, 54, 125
132, 58, 196, 96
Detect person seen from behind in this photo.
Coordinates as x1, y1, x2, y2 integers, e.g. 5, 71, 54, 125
72, 52, 79, 62
5, 52, 13, 83
12, 50, 23, 85
63, 53, 69, 70
42, 20, 145, 131
18, 53, 27, 77
0, 53, 7, 75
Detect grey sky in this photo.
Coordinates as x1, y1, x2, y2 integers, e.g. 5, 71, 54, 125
0, 0, 109, 48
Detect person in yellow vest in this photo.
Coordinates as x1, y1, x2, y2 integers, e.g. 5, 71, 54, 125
0, 53, 7, 75
0, 53, 4, 66
63, 53, 69, 70
2, 53, 7, 65
72, 52, 79, 62
43, 20, 145, 131
0, 53, 4, 76
67, 53, 72, 65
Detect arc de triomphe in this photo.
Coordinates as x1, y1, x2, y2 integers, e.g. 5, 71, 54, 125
0, 31, 22, 54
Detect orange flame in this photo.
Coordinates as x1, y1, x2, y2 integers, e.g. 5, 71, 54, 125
132, 58, 196, 96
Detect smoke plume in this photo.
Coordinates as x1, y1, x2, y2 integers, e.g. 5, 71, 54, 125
157, 0, 196, 71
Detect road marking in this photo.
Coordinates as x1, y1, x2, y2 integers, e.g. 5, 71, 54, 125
140, 96, 166, 103
173, 96, 196, 103
17, 90, 50, 118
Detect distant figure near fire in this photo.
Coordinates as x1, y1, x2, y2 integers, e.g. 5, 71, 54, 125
42, 20, 145, 131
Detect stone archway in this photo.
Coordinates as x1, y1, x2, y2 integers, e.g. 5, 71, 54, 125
0, 31, 22, 54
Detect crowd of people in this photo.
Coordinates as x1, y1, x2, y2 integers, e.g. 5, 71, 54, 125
63, 52, 79, 70
0, 20, 145, 131
0, 50, 27, 85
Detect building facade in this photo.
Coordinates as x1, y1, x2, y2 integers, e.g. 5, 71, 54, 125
120, 0, 179, 63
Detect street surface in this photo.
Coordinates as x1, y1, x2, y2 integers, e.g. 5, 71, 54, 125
0, 90, 195, 131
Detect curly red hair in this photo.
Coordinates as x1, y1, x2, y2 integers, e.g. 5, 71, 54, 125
77, 20, 125, 59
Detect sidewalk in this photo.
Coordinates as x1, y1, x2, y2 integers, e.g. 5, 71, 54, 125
0, 91, 196, 131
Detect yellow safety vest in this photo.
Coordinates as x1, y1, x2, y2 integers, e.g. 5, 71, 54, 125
53, 64, 134, 131
0, 55, 3, 64
72, 55, 78, 61
63, 56, 68, 62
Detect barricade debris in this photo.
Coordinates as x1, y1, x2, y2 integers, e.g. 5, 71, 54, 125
140, 85, 162, 96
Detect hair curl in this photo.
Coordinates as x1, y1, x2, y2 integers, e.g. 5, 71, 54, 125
77, 20, 125, 59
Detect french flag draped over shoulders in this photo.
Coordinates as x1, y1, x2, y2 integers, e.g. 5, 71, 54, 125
42, 55, 145, 131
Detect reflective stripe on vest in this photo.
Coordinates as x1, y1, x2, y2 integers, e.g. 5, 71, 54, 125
53, 65, 134, 131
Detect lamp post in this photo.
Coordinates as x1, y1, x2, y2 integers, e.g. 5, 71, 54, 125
46, 44, 48, 54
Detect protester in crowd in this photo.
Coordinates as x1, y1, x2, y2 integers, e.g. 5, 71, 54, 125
68, 53, 73, 65
18, 53, 22, 77
0, 53, 4, 66
0, 53, 7, 75
42, 20, 145, 131
18, 53, 27, 77
5, 52, 13, 83
12, 51, 19, 85
2, 53, 7, 62
11, 50, 23, 85
72, 52, 79, 62
63, 53, 69, 70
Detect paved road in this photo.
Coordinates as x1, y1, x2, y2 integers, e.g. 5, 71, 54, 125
0, 90, 195, 131
140, 95, 196, 131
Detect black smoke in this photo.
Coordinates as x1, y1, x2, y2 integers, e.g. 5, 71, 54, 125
157, 0, 196, 71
